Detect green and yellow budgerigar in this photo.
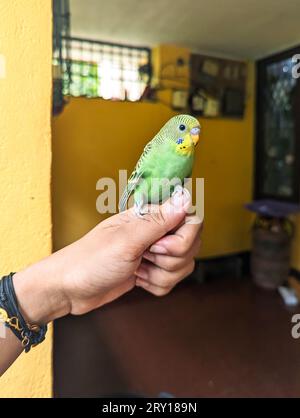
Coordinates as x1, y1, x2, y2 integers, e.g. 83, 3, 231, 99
119, 114, 201, 216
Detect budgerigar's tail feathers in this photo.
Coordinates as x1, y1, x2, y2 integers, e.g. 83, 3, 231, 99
118, 173, 143, 212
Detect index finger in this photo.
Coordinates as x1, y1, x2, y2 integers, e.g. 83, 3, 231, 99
149, 216, 203, 257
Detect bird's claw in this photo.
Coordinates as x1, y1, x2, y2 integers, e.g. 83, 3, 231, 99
172, 184, 184, 195
134, 202, 148, 218
171, 185, 191, 207
172, 184, 189, 198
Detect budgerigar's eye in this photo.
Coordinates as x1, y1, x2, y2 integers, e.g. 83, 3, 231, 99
179, 124, 186, 131
176, 138, 184, 144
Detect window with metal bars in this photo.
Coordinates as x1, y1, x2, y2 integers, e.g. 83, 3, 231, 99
52, 0, 70, 114
53, 36, 152, 102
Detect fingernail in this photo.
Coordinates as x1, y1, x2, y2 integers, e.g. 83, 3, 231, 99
171, 189, 191, 211
135, 266, 148, 280
149, 245, 168, 254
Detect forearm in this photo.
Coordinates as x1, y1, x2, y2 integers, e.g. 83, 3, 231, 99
0, 257, 70, 377
13, 258, 70, 325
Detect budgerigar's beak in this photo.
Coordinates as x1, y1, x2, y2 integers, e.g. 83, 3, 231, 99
190, 126, 200, 146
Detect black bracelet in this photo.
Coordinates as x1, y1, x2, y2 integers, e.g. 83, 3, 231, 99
0, 273, 47, 353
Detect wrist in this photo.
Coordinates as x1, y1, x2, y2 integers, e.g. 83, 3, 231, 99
13, 256, 71, 325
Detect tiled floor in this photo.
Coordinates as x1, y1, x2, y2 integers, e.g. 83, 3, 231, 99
54, 277, 300, 397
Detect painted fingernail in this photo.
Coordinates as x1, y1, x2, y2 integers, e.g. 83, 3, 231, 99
135, 266, 148, 280
149, 245, 168, 254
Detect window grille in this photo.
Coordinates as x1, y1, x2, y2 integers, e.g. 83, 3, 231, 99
56, 36, 152, 102
52, 0, 71, 114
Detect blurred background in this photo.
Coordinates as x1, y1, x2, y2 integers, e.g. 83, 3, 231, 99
0, 0, 300, 398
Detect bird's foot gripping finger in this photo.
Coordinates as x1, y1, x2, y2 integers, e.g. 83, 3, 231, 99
134, 201, 148, 219
172, 184, 190, 198
172, 184, 184, 196
172, 184, 191, 206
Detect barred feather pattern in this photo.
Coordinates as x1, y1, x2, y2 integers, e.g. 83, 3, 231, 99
119, 114, 199, 212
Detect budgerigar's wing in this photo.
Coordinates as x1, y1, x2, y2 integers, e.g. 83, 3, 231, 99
118, 168, 143, 212
118, 136, 164, 212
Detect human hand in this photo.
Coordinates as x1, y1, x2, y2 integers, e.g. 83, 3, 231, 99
13, 190, 202, 324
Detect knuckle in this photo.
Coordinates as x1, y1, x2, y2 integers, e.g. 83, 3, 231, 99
153, 271, 175, 289
154, 275, 172, 289
164, 257, 183, 272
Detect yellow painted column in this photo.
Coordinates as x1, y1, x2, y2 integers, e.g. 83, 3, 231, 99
0, 0, 52, 397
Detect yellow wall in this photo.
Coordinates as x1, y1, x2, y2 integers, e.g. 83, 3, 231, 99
52, 62, 254, 258
0, 0, 52, 397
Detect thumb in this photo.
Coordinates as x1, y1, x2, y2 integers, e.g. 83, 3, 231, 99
127, 190, 191, 252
